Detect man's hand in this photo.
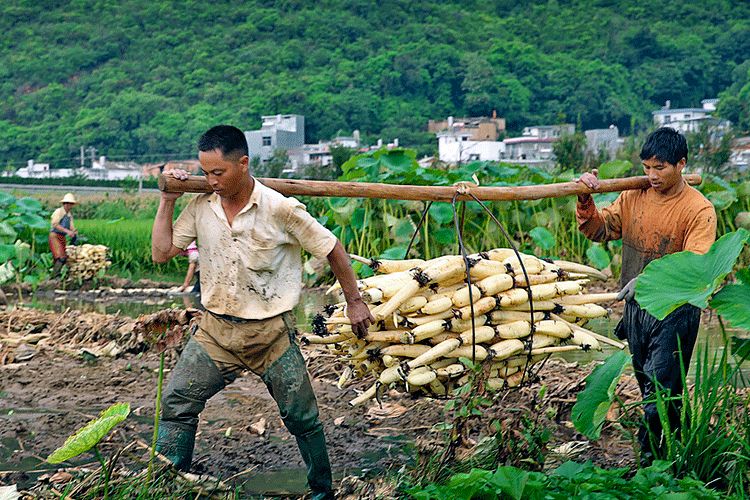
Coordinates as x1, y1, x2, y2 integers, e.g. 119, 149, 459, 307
576, 169, 600, 202
347, 298, 375, 338
161, 169, 190, 201
617, 277, 638, 302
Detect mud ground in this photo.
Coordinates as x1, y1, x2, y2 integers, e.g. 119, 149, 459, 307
0, 335, 638, 498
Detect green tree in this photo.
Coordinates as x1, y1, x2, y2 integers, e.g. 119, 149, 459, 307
553, 132, 586, 171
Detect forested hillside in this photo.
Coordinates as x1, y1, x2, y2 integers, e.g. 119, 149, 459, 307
1, 0, 748, 167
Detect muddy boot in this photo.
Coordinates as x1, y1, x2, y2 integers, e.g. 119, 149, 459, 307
157, 338, 226, 471
263, 344, 334, 499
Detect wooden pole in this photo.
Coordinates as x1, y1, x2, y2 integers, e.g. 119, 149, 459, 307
158, 173, 702, 202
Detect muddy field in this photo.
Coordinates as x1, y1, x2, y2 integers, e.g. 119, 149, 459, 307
0, 279, 644, 498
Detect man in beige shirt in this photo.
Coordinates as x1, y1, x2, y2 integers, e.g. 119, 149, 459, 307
152, 125, 372, 500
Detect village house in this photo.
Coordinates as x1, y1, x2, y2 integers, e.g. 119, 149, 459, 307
652, 99, 730, 134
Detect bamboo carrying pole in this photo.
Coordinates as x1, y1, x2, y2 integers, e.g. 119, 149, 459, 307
158, 173, 702, 202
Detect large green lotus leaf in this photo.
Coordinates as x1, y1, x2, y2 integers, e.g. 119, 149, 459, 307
529, 226, 555, 251
428, 203, 454, 225
572, 351, 629, 439
47, 403, 130, 463
586, 244, 611, 270
636, 229, 750, 320
15, 197, 43, 213
433, 227, 455, 246
0, 244, 15, 262
0, 192, 14, 207
380, 246, 408, 260
706, 190, 738, 211
598, 160, 633, 179
0, 221, 16, 241
731, 336, 750, 362
737, 181, 750, 199
350, 207, 366, 230
18, 213, 48, 231
709, 276, 750, 331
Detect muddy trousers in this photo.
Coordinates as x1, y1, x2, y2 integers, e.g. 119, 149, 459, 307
618, 301, 700, 459
155, 338, 334, 499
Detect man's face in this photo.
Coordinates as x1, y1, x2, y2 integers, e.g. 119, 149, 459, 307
198, 149, 249, 198
642, 156, 685, 194
63, 202, 74, 211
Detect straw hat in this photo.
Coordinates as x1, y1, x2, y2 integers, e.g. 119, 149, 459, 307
60, 193, 78, 204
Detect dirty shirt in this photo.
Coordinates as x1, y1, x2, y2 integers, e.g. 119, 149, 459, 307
172, 179, 337, 320
576, 180, 716, 286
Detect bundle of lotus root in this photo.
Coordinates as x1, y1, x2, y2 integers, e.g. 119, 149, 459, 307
66, 244, 111, 281
305, 249, 623, 406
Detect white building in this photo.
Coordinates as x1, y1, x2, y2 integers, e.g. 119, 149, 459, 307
15, 160, 74, 178
652, 99, 730, 134
521, 124, 575, 139
245, 114, 305, 162
437, 129, 505, 163
585, 125, 620, 159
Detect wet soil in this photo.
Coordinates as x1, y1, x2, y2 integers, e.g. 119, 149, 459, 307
0, 307, 639, 497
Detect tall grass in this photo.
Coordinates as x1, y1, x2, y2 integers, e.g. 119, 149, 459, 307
75, 219, 185, 281
650, 341, 750, 496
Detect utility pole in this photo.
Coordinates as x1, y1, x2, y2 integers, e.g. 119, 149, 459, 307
80, 146, 85, 168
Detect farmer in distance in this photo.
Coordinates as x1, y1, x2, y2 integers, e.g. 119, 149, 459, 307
576, 126, 716, 463
152, 125, 373, 499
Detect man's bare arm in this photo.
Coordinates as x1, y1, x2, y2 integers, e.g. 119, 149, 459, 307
327, 240, 374, 337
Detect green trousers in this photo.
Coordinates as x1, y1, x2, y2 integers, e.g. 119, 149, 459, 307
156, 337, 334, 499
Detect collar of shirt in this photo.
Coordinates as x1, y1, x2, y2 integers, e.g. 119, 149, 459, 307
206, 177, 264, 227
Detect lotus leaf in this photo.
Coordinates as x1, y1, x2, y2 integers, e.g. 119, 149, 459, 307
636, 229, 750, 320
18, 213, 48, 231
529, 226, 555, 251
380, 246, 408, 260
598, 160, 633, 179
586, 244, 611, 270
15, 197, 43, 213
706, 190, 738, 211
432, 227, 455, 245
47, 403, 130, 463
731, 337, 750, 362
709, 276, 750, 331
0, 221, 16, 242
428, 203, 455, 226
572, 350, 629, 439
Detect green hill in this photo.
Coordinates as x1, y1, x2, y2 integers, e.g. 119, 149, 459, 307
1, 0, 748, 166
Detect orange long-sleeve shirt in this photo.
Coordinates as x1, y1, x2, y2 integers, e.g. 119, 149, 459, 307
576, 180, 717, 286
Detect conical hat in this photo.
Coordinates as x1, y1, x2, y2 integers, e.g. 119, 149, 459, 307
60, 193, 77, 204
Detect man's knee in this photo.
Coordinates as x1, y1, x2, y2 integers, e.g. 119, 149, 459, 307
161, 339, 225, 424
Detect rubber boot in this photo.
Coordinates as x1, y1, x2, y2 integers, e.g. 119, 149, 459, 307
156, 338, 226, 471
263, 344, 334, 499
52, 258, 65, 277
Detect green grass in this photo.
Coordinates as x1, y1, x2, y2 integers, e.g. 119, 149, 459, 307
75, 219, 185, 281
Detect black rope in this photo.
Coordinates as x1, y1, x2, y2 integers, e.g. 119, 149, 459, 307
405, 200, 433, 259
465, 192, 536, 385
451, 192, 477, 363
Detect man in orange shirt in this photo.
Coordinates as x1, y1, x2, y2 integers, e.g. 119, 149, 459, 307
576, 127, 716, 463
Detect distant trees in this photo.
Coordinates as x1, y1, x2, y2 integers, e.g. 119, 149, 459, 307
0, 0, 747, 165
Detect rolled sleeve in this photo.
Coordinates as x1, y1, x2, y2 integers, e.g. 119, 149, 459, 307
172, 198, 198, 250
286, 201, 337, 259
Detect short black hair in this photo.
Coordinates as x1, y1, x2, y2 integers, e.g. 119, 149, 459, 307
198, 125, 249, 160
639, 127, 688, 165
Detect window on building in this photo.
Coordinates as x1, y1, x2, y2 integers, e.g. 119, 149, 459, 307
684, 114, 691, 119
469, 154, 480, 161
462, 136, 468, 141
262, 136, 272, 146
664, 116, 671, 123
